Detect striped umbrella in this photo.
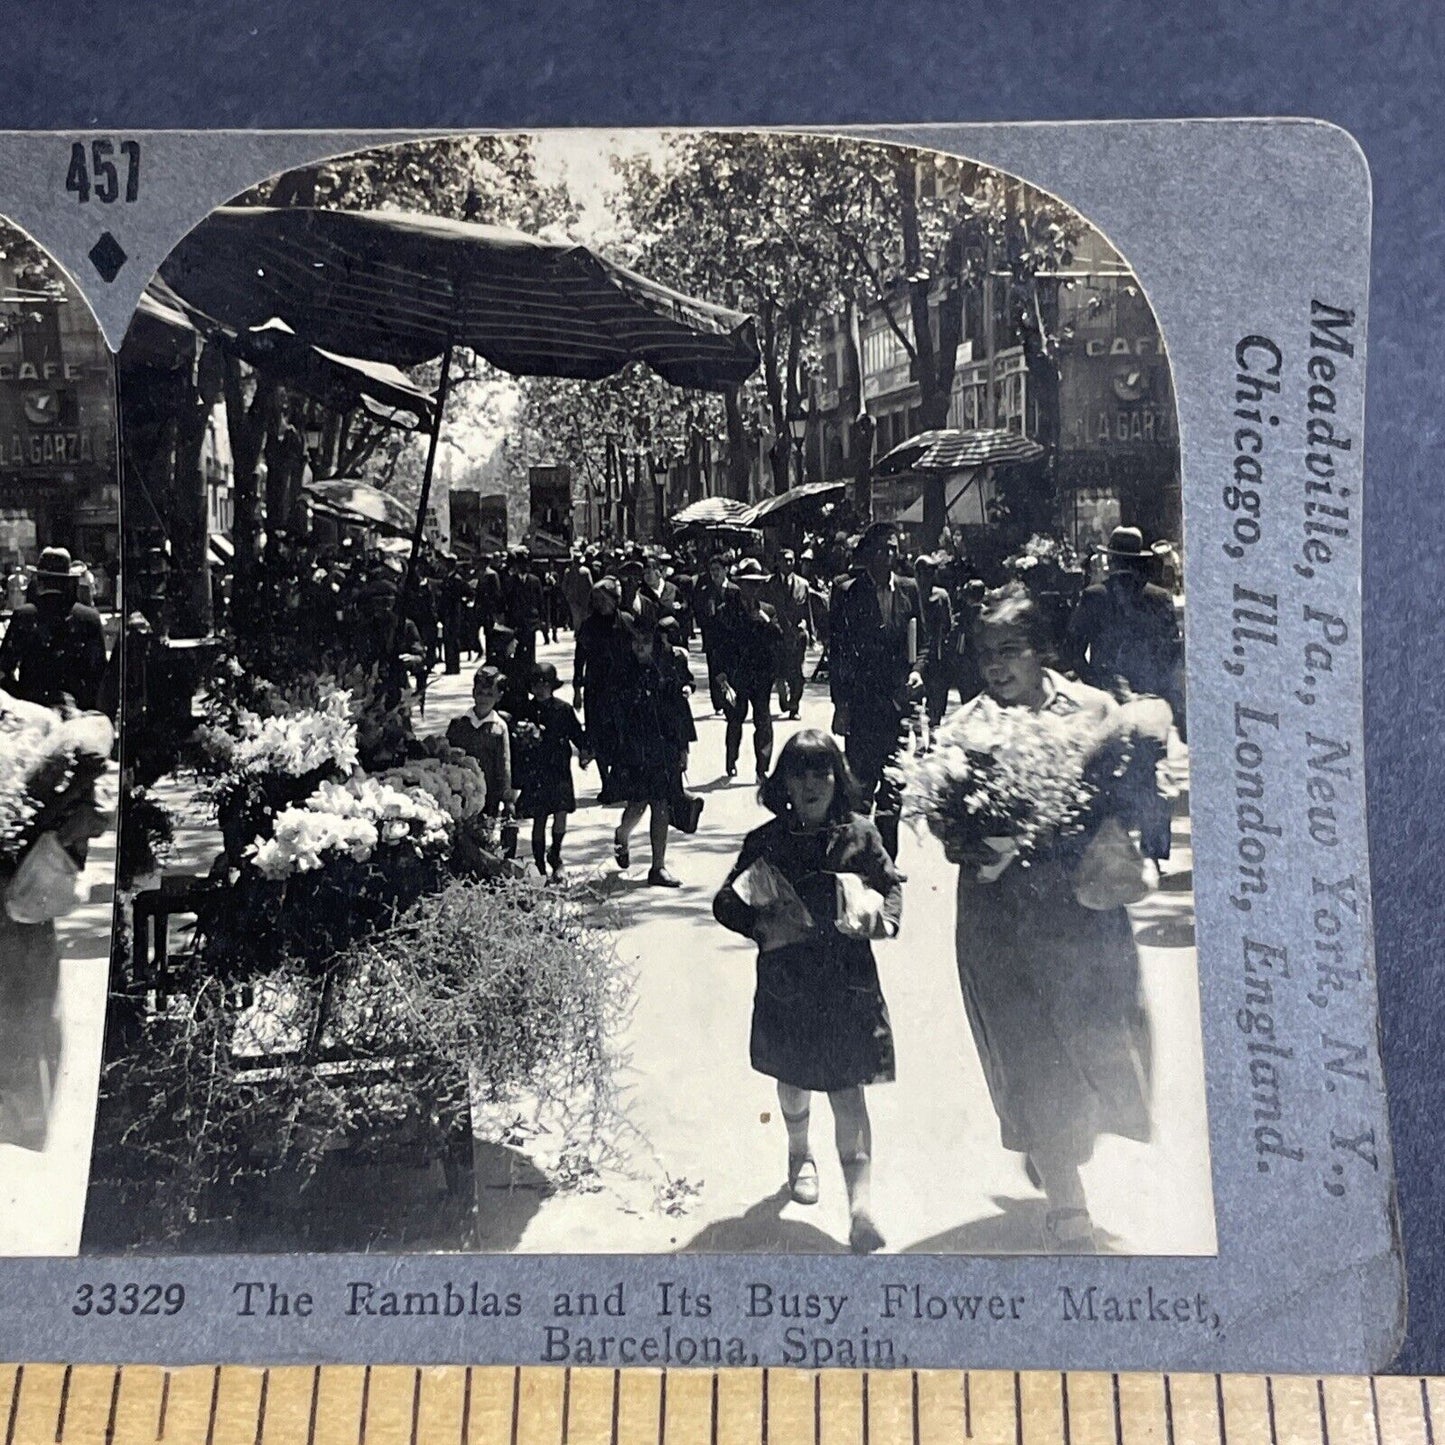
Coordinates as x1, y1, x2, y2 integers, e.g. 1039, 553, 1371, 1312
739, 480, 847, 527
160, 207, 760, 392
130, 280, 436, 430
874, 427, 1044, 476
670, 497, 753, 527
304, 478, 416, 536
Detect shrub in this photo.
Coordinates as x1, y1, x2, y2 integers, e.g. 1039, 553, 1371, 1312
88, 876, 631, 1251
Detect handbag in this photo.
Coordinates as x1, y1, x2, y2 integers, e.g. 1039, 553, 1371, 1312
669, 777, 705, 835
1071, 816, 1156, 911
4, 832, 82, 925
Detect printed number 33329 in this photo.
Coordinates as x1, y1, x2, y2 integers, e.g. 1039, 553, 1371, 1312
72, 1282, 185, 1316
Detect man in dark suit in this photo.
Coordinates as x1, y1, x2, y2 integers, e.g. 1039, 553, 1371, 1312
501, 547, 545, 671
714, 558, 785, 780
1068, 525, 1185, 861
0, 547, 108, 711
1067, 525, 1185, 728
829, 521, 925, 858
765, 547, 814, 718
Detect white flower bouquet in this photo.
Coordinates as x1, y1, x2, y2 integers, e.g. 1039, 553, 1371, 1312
247, 775, 452, 881
893, 698, 1099, 869
1, 693, 114, 874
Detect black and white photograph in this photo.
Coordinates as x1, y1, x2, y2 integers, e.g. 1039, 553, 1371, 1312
3, 129, 1212, 1260
0, 219, 120, 1254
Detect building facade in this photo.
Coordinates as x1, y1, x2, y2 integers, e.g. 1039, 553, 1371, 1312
0, 247, 118, 587
803, 207, 1181, 554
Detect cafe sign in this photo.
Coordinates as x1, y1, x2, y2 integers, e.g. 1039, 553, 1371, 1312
1, 425, 106, 469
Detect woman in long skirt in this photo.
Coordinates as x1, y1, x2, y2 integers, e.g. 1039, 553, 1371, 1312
948, 591, 1152, 1252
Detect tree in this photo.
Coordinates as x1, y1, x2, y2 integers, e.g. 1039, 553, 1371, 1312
197, 137, 577, 615
614, 134, 866, 497
807, 145, 1083, 545
508, 366, 727, 539
244, 135, 576, 236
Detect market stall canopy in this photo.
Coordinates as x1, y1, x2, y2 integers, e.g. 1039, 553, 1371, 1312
303, 478, 416, 537
669, 497, 753, 528
739, 480, 847, 526
874, 427, 1044, 476
129, 281, 436, 431
160, 207, 761, 391
896, 472, 984, 527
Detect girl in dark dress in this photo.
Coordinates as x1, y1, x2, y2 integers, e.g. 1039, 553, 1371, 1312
604, 616, 692, 887
713, 730, 903, 1254
515, 663, 591, 881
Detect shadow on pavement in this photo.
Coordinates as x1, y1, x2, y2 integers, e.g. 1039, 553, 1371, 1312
901, 1195, 1123, 1256
678, 1188, 848, 1253
472, 1141, 553, 1251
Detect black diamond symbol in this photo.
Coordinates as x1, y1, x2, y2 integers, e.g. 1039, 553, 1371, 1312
88, 231, 127, 283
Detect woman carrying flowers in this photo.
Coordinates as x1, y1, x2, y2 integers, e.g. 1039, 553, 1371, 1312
905, 587, 1153, 1253
1, 689, 113, 1150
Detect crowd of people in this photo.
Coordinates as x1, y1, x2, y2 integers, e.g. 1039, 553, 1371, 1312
0, 509, 1189, 1253
387, 516, 1186, 1256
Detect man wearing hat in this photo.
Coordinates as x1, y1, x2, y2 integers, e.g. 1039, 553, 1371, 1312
765, 547, 814, 719
1068, 525, 1186, 861
502, 547, 544, 672
829, 521, 925, 858
714, 558, 785, 779
0, 547, 107, 711
692, 552, 737, 714
1068, 526, 1184, 719
912, 552, 956, 732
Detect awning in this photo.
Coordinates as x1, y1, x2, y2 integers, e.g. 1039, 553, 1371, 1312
208, 532, 234, 563
130, 280, 437, 430
161, 207, 761, 392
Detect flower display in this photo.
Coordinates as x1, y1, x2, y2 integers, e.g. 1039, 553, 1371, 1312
247, 774, 452, 881
230, 684, 359, 779
1003, 533, 1079, 576
382, 740, 489, 822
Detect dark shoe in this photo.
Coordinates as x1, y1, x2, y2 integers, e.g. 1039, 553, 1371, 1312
613, 833, 630, 871
647, 867, 681, 888
1042, 1207, 1095, 1253
546, 843, 563, 871
725, 764, 738, 779
788, 709, 800, 720
788, 1155, 819, 1206
849, 1209, 886, 1255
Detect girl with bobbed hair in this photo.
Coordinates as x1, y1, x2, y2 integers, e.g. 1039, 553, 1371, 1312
714, 729, 903, 1254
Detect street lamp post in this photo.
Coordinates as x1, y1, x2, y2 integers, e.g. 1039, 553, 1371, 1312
787, 410, 808, 490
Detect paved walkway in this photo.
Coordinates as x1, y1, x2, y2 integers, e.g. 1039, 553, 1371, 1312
0, 775, 117, 1256
30, 638, 1215, 1260
418, 641, 1216, 1258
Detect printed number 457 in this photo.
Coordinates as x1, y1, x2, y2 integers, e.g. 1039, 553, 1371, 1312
65, 140, 140, 204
